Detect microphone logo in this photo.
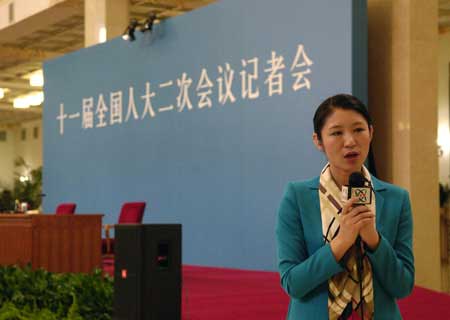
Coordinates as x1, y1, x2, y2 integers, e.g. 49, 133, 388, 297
348, 171, 372, 205
350, 187, 372, 205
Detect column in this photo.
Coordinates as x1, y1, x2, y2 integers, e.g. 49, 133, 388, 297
84, 0, 129, 47
368, 0, 441, 291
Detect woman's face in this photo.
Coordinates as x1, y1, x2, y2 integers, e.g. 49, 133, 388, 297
313, 108, 373, 177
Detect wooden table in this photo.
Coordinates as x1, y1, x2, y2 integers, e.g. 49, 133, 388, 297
0, 214, 102, 273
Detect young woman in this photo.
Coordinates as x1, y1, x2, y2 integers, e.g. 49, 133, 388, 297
276, 94, 414, 319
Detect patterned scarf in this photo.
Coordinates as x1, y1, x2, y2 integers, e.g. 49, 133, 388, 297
319, 164, 375, 320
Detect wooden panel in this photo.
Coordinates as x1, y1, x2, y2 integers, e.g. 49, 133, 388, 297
32, 214, 103, 273
0, 214, 102, 273
72, 219, 82, 272
0, 214, 32, 266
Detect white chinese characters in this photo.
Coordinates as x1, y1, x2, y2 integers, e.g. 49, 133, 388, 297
56, 43, 313, 135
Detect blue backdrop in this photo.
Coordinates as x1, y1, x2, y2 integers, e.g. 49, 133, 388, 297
43, 0, 367, 271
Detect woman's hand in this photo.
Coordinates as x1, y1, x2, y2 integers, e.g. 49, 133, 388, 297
330, 198, 375, 261
359, 206, 380, 250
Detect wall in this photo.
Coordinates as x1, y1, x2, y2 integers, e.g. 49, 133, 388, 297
0, 125, 15, 189
13, 119, 43, 172
439, 32, 450, 185
0, 119, 42, 190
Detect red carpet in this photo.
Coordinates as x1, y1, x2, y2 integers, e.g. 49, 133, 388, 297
103, 260, 450, 319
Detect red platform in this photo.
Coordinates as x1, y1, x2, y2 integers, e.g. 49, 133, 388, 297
102, 260, 450, 319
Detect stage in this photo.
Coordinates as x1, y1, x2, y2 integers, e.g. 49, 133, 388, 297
103, 262, 450, 319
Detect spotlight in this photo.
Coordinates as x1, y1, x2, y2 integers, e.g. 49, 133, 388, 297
140, 13, 157, 32
122, 14, 158, 41
122, 19, 138, 41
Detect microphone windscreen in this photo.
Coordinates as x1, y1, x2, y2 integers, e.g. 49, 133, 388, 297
349, 171, 366, 188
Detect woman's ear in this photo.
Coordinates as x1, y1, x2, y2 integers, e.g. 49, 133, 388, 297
369, 125, 374, 142
312, 133, 324, 152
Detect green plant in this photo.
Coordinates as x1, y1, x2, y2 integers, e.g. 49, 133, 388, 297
0, 302, 58, 320
0, 265, 113, 319
12, 157, 42, 210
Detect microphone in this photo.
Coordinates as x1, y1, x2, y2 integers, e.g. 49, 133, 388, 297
348, 172, 372, 205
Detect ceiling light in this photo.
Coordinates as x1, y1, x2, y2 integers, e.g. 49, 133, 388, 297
28, 70, 44, 87
13, 96, 30, 109
28, 92, 44, 106
13, 91, 44, 109
0, 88, 4, 99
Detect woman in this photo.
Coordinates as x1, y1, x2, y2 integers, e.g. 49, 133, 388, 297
276, 94, 414, 319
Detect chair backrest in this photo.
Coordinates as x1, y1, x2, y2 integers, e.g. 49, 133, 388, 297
118, 202, 146, 224
55, 203, 77, 215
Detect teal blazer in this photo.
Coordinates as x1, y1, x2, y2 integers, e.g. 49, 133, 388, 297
276, 176, 414, 320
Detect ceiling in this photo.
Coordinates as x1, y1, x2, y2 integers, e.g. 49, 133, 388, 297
0, 0, 214, 126
0, 0, 448, 126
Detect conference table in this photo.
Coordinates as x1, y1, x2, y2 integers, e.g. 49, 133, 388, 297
0, 213, 102, 273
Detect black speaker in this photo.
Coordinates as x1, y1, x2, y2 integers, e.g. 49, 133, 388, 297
113, 224, 182, 320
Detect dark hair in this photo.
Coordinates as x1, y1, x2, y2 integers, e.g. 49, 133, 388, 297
313, 94, 372, 140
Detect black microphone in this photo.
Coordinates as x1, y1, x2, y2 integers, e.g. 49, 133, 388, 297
348, 171, 372, 318
348, 172, 372, 205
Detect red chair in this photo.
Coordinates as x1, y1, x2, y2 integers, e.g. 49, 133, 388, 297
102, 202, 146, 255
55, 203, 76, 215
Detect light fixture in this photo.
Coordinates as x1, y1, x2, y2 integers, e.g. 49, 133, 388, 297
28, 92, 44, 106
13, 91, 44, 109
13, 96, 29, 109
0, 88, 4, 99
140, 13, 157, 32
19, 175, 30, 183
122, 14, 158, 42
28, 69, 44, 87
122, 19, 138, 41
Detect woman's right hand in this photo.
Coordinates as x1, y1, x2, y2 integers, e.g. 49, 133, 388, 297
330, 198, 375, 261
